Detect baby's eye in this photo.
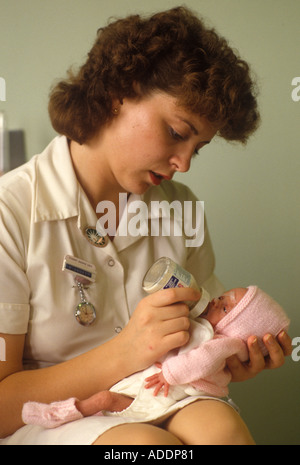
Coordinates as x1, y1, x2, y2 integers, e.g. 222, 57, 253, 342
223, 307, 227, 314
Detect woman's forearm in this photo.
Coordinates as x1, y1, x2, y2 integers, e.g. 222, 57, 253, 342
0, 288, 197, 438
0, 336, 132, 438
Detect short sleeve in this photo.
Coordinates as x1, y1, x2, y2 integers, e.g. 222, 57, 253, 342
0, 191, 31, 334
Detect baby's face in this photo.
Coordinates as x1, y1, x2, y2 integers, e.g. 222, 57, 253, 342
201, 287, 247, 327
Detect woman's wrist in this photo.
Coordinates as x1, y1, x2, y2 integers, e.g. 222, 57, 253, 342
97, 334, 139, 386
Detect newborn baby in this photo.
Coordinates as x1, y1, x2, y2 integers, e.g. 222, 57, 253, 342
22, 286, 290, 428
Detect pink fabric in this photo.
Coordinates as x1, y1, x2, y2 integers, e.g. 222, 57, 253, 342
215, 286, 290, 356
162, 334, 248, 397
22, 398, 84, 428
162, 286, 290, 396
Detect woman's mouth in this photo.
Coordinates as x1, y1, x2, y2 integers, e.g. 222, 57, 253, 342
149, 171, 171, 186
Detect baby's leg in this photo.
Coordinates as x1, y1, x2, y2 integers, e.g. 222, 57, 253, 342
76, 391, 133, 417
22, 392, 134, 429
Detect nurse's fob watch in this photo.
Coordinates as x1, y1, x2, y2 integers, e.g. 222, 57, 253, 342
62, 255, 97, 326
74, 280, 96, 326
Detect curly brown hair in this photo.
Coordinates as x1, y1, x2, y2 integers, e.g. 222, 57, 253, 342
48, 7, 259, 145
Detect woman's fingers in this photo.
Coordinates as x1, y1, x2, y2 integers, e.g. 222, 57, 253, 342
148, 287, 201, 310
277, 330, 293, 356
227, 332, 292, 382
121, 287, 199, 370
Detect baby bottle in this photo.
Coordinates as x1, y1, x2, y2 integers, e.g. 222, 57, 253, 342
142, 257, 210, 317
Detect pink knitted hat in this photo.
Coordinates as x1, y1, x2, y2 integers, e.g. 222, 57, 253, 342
215, 286, 290, 356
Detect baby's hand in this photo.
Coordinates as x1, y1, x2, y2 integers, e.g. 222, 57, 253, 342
145, 368, 170, 397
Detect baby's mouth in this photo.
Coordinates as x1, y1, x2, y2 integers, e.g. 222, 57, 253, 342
201, 302, 212, 316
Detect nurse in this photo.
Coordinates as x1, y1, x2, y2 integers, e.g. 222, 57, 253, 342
0, 7, 292, 445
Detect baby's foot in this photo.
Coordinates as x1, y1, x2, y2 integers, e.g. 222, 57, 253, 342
22, 398, 83, 428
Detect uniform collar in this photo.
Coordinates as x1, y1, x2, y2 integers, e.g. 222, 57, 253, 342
34, 136, 81, 223
33, 136, 148, 252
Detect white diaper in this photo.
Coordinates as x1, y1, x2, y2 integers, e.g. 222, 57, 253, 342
107, 365, 204, 422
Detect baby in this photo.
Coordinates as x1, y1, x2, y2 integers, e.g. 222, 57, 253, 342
22, 286, 290, 428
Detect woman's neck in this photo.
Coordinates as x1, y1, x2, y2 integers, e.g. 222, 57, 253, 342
69, 139, 123, 212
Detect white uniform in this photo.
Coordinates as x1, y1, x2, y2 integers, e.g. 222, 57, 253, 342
0, 136, 225, 445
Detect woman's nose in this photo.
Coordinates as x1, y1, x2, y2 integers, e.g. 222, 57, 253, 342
169, 150, 193, 173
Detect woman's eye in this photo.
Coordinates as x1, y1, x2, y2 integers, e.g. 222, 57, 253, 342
169, 127, 184, 141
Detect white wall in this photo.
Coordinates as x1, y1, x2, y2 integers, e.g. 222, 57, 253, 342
1, 0, 299, 444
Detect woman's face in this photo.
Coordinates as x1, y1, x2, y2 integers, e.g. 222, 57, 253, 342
91, 92, 217, 195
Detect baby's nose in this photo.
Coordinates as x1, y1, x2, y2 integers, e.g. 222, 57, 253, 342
212, 298, 222, 310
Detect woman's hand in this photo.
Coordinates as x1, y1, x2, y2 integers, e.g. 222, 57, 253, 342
117, 287, 201, 374
226, 330, 292, 382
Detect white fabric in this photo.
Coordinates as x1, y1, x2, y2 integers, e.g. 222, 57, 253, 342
0, 136, 225, 445
2, 394, 233, 445
106, 318, 214, 420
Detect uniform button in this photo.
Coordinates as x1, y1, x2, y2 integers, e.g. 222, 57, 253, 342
108, 258, 115, 267
115, 326, 123, 334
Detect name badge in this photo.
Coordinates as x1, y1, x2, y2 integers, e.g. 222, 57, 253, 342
62, 255, 96, 283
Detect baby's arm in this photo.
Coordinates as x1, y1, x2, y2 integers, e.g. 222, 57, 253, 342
162, 336, 248, 387
144, 337, 248, 397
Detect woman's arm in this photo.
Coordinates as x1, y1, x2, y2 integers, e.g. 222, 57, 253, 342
0, 287, 199, 438
0, 333, 133, 437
